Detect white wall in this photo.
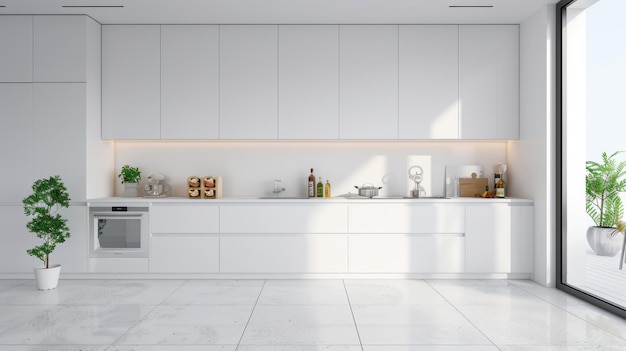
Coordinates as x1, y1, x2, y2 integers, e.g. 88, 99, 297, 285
509, 4, 556, 286
113, 141, 507, 199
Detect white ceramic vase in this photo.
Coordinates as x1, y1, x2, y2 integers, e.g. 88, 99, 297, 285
586, 226, 623, 256
123, 183, 139, 197
33, 264, 61, 290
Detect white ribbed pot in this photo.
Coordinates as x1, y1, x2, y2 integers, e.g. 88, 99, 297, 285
586, 226, 623, 256
33, 264, 61, 290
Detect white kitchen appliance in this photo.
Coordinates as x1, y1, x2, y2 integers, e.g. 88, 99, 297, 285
445, 165, 484, 197
144, 173, 168, 197
89, 205, 149, 258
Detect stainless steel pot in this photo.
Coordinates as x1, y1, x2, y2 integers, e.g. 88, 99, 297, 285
354, 184, 382, 198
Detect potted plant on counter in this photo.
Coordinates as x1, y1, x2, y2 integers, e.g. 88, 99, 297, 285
22, 175, 71, 290
118, 164, 141, 197
586, 151, 626, 256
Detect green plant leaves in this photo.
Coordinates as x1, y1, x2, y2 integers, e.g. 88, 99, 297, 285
118, 165, 141, 184
586, 151, 626, 235
22, 175, 71, 268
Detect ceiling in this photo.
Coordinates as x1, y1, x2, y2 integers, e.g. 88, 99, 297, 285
0, 0, 559, 25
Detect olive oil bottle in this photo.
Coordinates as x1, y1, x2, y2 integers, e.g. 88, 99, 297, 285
316, 177, 323, 197
324, 180, 331, 198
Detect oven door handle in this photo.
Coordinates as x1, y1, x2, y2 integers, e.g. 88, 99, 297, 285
93, 213, 145, 219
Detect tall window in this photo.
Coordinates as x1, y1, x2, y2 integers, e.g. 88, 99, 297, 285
558, 0, 626, 317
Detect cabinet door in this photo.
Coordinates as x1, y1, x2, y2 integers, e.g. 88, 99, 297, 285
348, 204, 465, 234
220, 235, 348, 273
465, 205, 512, 273
102, 25, 160, 140
151, 204, 219, 234
0, 205, 34, 273
511, 205, 534, 273
349, 234, 465, 273
33, 83, 87, 201
34, 16, 86, 83
459, 25, 519, 140
152, 235, 219, 273
278, 25, 339, 139
0, 84, 33, 202
161, 25, 219, 139
220, 25, 278, 139
339, 25, 398, 139
0, 16, 33, 82
52, 205, 88, 273
399, 25, 459, 139
220, 204, 348, 234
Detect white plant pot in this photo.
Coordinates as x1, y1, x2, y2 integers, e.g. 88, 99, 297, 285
586, 226, 623, 256
122, 183, 139, 197
33, 264, 61, 290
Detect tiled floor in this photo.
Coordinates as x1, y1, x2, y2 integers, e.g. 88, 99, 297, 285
0, 279, 625, 350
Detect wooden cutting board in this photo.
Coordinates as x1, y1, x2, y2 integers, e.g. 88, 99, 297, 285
459, 176, 488, 197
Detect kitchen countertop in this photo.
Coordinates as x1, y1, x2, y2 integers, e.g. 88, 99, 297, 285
87, 196, 533, 204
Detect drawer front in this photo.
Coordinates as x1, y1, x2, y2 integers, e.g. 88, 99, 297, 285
89, 258, 149, 273
151, 204, 219, 234
220, 235, 348, 273
349, 234, 465, 273
220, 204, 348, 233
151, 235, 219, 273
348, 204, 465, 233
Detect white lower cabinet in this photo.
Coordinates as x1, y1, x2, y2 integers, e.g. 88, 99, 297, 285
465, 204, 533, 274
220, 235, 348, 273
0, 205, 34, 273
349, 235, 465, 273
89, 258, 149, 273
151, 235, 219, 273
348, 204, 465, 234
52, 205, 88, 273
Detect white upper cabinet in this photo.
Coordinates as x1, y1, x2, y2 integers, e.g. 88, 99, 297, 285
34, 16, 88, 82
0, 84, 33, 202
161, 25, 219, 139
33, 83, 87, 201
459, 25, 519, 139
0, 16, 33, 82
278, 25, 339, 139
399, 25, 459, 139
339, 25, 399, 139
102, 25, 161, 140
220, 25, 278, 139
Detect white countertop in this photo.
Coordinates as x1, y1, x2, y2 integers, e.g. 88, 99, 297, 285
87, 196, 533, 205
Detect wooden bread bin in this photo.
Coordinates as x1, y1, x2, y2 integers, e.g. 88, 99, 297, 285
459, 173, 488, 197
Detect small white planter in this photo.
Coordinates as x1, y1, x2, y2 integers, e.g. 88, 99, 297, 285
122, 183, 139, 197
33, 264, 61, 290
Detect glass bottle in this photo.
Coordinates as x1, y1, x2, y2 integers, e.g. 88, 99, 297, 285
496, 178, 505, 198
308, 168, 316, 198
317, 176, 323, 197
324, 180, 331, 198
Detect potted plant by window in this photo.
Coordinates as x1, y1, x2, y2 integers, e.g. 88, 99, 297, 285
118, 165, 141, 197
22, 175, 71, 290
586, 151, 626, 256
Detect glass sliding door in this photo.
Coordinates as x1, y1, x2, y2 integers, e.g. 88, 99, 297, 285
557, 0, 626, 316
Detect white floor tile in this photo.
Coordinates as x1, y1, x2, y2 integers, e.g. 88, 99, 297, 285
240, 305, 360, 345
162, 284, 262, 306
116, 305, 253, 345
353, 304, 490, 345
498, 346, 626, 351
0, 305, 153, 345
363, 346, 499, 351
344, 279, 449, 305
66, 280, 186, 305
427, 279, 545, 306
458, 303, 626, 347
0, 279, 104, 305
0, 279, 28, 292
258, 280, 348, 306
237, 346, 362, 351
0, 306, 53, 334
107, 346, 237, 351
0, 345, 109, 351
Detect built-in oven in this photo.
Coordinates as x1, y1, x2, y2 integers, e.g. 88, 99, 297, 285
89, 206, 149, 258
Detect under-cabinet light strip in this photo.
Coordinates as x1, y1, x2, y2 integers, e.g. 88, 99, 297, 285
62, 5, 124, 8
449, 5, 494, 8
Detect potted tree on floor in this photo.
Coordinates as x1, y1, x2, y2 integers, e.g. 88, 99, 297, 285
586, 151, 626, 256
23, 175, 71, 290
118, 164, 141, 197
